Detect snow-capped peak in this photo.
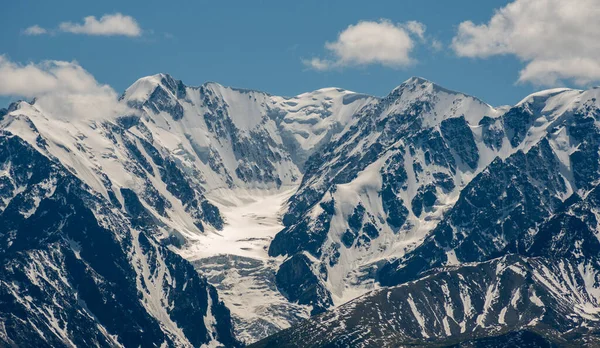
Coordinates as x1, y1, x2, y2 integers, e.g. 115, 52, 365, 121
383, 77, 500, 126
393, 76, 459, 94
401, 76, 434, 87
121, 73, 185, 105
392, 76, 489, 105
514, 87, 600, 120
3, 100, 34, 114
120, 74, 163, 102
516, 87, 579, 107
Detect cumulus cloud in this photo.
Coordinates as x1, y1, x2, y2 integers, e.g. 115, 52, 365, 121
305, 19, 426, 70
451, 0, 600, 86
23, 13, 142, 37
59, 13, 142, 37
0, 55, 127, 120
23, 25, 47, 36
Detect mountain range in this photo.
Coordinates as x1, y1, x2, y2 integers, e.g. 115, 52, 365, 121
1, 74, 599, 347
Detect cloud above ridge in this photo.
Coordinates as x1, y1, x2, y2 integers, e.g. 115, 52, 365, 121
0, 55, 127, 120
452, 0, 600, 86
304, 19, 428, 71
23, 13, 143, 38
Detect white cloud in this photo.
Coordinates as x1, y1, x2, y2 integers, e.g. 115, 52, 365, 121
305, 19, 425, 70
0, 55, 127, 120
59, 13, 142, 37
23, 13, 143, 38
405, 21, 426, 40
452, 0, 600, 86
430, 39, 443, 52
23, 25, 47, 36
302, 58, 333, 71
519, 58, 600, 86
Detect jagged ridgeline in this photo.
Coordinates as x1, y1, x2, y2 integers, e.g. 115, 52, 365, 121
1, 74, 599, 347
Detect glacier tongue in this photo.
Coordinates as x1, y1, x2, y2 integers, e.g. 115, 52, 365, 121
190, 188, 311, 344
184, 188, 296, 260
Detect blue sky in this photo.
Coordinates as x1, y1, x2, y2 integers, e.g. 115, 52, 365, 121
1, 0, 598, 107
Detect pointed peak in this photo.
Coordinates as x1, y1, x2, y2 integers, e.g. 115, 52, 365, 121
122, 73, 186, 104
389, 77, 441, 97
122, 74, 164, 102
133, 73, 176, 87
0, 101, 42, 129
200, 81, 228, 93
393, 76, 455, 95
201, 81, 224, 88
2, 100, 38, 115
388, 76, 493, 108
402, 76, 434, 86
7, 100, 29, 112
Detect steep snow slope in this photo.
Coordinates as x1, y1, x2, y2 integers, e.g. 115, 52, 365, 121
120, 74, 376, 192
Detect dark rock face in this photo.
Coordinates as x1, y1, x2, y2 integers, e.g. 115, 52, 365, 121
381, 184, 409, 229
433, 172, 455, 192
269, 200, 335, 258
440, 116, 479, 170
148, 84, 185, 121
380, 151, 410, 229
411, 184, 437, 217
341, 204, 366, 247
526, 184, 600, 272
275, 254, 333, 316
414, 129, 457, 173
378, 138, 569, 287
337, 204, 382, 250
503, 106, 535, 147
131, 74, 187, 121
269, 201, 336, 311
198, 84, 295, 187
479, 116, 505, 150
568, 112, 600, 191
0, 134, 239, 347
